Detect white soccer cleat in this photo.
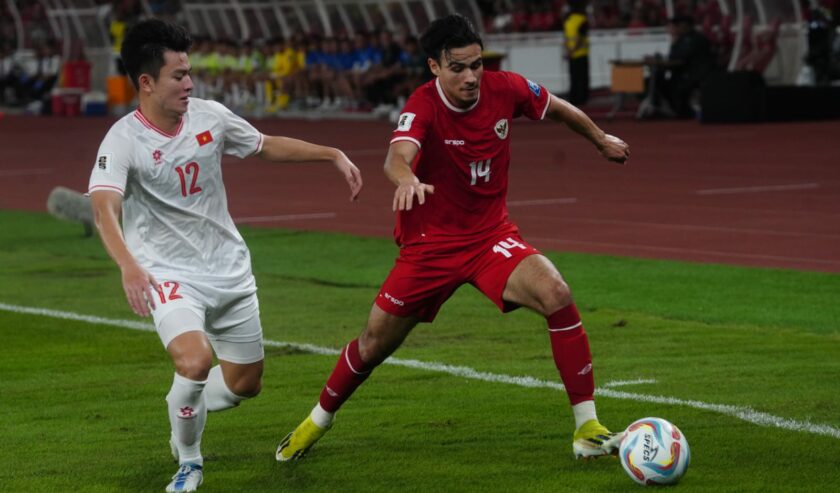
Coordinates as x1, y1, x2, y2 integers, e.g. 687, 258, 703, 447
165, 463, 203, 492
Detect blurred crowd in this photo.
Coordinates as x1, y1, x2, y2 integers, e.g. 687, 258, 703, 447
480, 0, 685, 32
3, 0, 840, 115
185, 30, 432, 117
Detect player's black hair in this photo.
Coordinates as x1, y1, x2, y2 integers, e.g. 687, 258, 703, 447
420, 14, 483, 62
120, 19, 192, 90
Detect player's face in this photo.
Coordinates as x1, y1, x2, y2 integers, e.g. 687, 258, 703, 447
429, 43, 483, 108
145, 50, 193, 115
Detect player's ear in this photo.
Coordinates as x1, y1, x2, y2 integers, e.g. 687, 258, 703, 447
428, 57, 441, 77
138, 73, 154, 93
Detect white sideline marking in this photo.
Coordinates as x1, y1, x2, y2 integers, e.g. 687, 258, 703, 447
2, 302, 839, 440
697, 183, 820, 195
508, 198, 577, 207
234, 213, 337, 223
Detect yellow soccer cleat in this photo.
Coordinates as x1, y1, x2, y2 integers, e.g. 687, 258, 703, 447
573, 419, 623, 459
276, 415, 331, 462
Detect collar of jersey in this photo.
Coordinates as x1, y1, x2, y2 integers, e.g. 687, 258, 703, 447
134, 106, 184, 138
435, 78, 479, 113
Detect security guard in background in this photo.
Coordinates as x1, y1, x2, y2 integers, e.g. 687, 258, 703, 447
564, 0, 589, 105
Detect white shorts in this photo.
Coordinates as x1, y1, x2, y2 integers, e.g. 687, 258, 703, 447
150, 279, 264, 364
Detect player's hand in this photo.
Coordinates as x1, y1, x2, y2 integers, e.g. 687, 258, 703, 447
121, 262, 159, 317
393, 176, 434, 211
598, 134, 630, 164
333, 150, 363, 201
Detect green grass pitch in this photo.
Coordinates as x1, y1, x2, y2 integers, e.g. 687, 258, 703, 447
1, 210, 839, 492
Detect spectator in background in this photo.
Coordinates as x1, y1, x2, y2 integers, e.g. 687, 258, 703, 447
661, 15, 716, 118
0, 40, 16, 105
350, 32, 381, 107
564, 0, 590, 105
806, 6, 835, 85
363, 30, 403, 112
392, 35, 432, 106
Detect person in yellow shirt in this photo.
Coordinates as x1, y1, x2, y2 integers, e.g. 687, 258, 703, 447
564, 0, 589, 105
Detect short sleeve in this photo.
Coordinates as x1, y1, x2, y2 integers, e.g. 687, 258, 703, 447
503, 71, 550, 121
210, 101, 264, 158
88, 129, 131, 196
390, 91, 433, 149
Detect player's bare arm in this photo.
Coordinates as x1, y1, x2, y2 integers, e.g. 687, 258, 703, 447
384, 140, 435, 211
90, 190, 159, 317
546, 94, 630, 164
258, 135, 363, 201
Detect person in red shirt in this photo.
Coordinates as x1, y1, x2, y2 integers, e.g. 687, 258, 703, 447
277, 14, 630, 463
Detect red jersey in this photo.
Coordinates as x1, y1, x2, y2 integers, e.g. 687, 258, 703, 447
390, 70, 550, 246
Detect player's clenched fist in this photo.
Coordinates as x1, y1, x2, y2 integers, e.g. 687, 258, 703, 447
598, 134, 630, 164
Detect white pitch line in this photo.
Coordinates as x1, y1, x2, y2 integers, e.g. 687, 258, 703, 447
0, 168, 54, 177
2, 302, 839, 440
234, 212, 337, 223
697, 183, 820, 195
508, 198, 578, 207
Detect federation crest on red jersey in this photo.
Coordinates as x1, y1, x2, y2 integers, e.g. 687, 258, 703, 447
494, 119, 509, 139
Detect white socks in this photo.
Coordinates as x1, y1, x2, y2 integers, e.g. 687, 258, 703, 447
203, 365, 246, 412
572, 400, 598, 430
310, 403, 335, 429
166, 373, 207, 466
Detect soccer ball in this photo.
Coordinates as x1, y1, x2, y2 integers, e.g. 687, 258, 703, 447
619, 417, 690, 486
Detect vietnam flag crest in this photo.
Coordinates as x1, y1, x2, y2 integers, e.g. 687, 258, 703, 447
196, 130, 213, 146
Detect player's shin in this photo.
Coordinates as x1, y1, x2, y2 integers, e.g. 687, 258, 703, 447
203, 365, 247, 412
547, 304, 596, 410
318, 338, 374, 417
166, 373, 208, 466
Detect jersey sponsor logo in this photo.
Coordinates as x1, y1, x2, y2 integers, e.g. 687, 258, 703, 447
445, 139, 465, 146
196, 130, 213, 146
494, 119, 509, 140
152, 149, 163, 165
396, 112, 415, 131
383, 292, 405, 306
96, 153, 112, 174
527, 79, 541, 97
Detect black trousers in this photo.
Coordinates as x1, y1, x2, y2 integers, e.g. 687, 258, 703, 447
568, 56, 589, 106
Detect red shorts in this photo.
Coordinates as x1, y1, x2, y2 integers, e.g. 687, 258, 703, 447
375, 227, 541, 322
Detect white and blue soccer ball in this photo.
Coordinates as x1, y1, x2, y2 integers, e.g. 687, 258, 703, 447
619, 417, 690, 486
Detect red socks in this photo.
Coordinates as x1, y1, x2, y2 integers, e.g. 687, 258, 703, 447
317, 308, 593, 413
319, 339, 373, 413
547, 304, 595, 405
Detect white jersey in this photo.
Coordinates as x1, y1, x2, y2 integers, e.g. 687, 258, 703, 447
88, 98, 264, 289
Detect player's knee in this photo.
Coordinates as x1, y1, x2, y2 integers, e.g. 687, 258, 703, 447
357, 333, 391, 367
544, 278, 573, 313
174, 354, 213, 381
229, 374, 262, 398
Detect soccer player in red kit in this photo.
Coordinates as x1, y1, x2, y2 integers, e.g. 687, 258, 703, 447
277, 14, 631, 462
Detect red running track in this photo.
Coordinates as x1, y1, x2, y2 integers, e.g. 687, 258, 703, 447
1, 115, 838, 273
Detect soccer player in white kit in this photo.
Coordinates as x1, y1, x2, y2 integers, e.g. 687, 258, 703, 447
88, 20, 362, 493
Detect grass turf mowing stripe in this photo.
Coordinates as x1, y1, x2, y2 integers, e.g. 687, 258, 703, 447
4, 301, 840, 441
